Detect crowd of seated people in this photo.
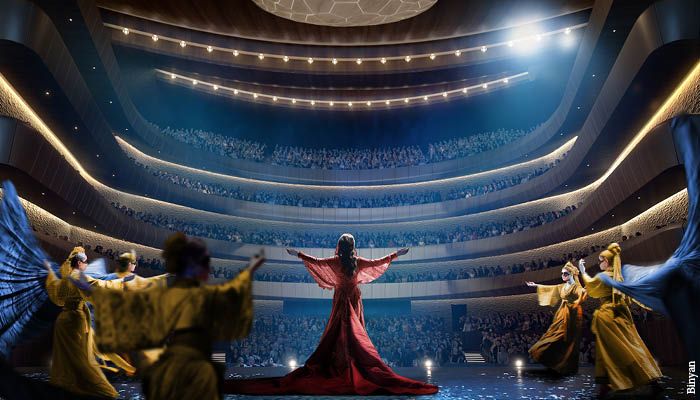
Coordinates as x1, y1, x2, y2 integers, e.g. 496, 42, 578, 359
158, 125, 266, 161
150, 122, 540, 170
427, 126, 539, 162
111, 201, 579, 247
229, 315, 451, 368
131, 155, 565, 208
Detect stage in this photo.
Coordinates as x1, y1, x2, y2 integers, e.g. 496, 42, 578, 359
17, 365, 693, 399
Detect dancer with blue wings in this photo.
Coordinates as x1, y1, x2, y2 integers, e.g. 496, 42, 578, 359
593, 116, 700, 363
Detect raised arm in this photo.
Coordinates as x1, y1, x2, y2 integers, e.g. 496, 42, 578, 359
355, 249, 405, 284
290, 249, 339, 289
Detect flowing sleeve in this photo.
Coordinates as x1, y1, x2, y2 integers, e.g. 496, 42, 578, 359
581, 272, 612, 299
596, 263, 669, 314
206, 269, 253, 340
90, 287, 168, 353
298, 252, 339, 290
356, 253, 397, 284
535, 284, 562, 306
45, 268, 64, 307
124, 274, 169, 291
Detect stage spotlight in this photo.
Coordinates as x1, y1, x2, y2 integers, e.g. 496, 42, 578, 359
507, 40, 514, 47
192, 80, 197, 85
482, 83, 488, 89
258, 53, 265, 60
206, 46, 213, 53
291, 98, 296, 104
122, 27, 129, 35
379, 58, 386, 64
442, 92, 448, 97
288, 359, 297, 368
480, 46, 487, 53
423, 95, 428, 101
424, 360, 433, 368
462, 88, 468, 94
565, 27, 571, 35
515, 359, 524, 368
357, 58, 363, 65
283, 55, 289, 62
332, 58, 338, 64
329, 101, 334, 106
179, 40, 186, 48
307, 57, 314, 64
404, 55, 411, 62
454, 50, 461, 56
213, 85, 218, 90
310, 100, 315, 106
151, 34, 158, 42
170, 73, 175, 79
272, 96, 277, 101
429, 53, 436, 60
233, 50, 239, 56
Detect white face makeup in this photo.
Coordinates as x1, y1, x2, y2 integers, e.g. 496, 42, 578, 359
561, 269, 572, 283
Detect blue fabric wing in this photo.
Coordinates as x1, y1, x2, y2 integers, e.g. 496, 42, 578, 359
0, 181, 55, 357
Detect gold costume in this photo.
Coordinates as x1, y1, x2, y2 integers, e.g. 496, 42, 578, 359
90, 269, 253, 400
529, 272, 586, 374
45, 247, 123, 398
582, 269, 662, 390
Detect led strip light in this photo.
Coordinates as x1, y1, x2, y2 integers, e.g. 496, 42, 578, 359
157, 69, 530, 109
106, 23, 586, 65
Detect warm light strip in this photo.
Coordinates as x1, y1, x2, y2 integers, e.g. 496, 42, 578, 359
116, 135, 576, 191
105, 22, 587, 64
0, 60, 697, 232
156, 69, 529, 108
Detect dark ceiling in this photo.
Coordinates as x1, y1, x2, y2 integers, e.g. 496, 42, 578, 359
96, 0, 593, 45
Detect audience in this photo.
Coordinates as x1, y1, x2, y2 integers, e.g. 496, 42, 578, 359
132, 155, 565, 208
111, 201, 579, 248
149, 122, 540, 170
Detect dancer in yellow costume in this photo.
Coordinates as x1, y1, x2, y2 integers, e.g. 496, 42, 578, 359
97, 250, 169, 376
83, 233, 264, 400
526, 261, 587, 375
578, 243, 662, 396
44, 247, 125, 398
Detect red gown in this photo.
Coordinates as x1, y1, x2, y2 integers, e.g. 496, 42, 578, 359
224, 251, 439, 395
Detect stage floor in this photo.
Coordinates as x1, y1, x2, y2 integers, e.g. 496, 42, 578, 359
20, 366, 693, 399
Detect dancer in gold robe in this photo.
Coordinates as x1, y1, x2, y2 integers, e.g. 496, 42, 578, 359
44, 247, 124, 398
526, 261, 587, 374
96, 250, 169, 376
578, 243, 662, 396
84, 233, 264, 400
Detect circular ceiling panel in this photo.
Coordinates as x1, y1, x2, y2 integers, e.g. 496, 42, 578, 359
251, 0, 438, 27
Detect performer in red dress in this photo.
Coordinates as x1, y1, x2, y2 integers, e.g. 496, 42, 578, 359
224, 233, 439, 395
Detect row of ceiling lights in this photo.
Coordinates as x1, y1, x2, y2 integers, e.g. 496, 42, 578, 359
158, 69, 528, 108
108, 23, 585, 66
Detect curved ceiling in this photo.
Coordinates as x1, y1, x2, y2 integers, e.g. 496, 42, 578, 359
97, 0, 593, 45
